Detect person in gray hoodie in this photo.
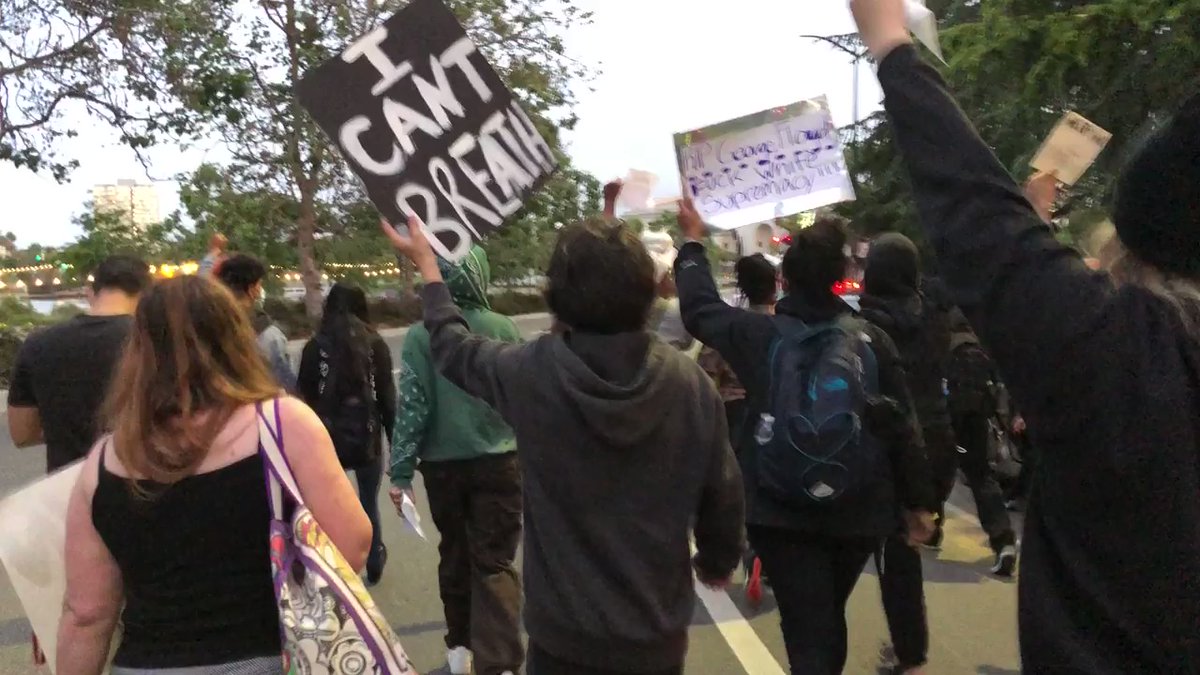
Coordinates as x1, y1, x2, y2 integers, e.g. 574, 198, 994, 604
217, 254, 297, 392
380, 214, 745, 675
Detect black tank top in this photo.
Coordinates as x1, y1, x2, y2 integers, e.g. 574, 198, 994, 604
92, 448, 281, 668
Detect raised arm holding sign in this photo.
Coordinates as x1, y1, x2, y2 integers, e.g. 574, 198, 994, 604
297, 0, 558, 262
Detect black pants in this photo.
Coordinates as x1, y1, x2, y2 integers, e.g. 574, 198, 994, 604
925, 423, 959, 523
748, 526, 876, 675
951, 411, 1016, 551
526, 643, 682, 675
876, 536, 927, 669
350, 456, 385, 569
423, 453, 524, 675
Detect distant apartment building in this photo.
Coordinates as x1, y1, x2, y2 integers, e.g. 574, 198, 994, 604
92, 179, 160, 231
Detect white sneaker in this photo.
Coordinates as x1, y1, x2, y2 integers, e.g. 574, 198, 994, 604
991, 544, 1018, 577
447, 646, 473, 675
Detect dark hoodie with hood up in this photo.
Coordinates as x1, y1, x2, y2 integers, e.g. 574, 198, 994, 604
859, 233, 953, 433
418, 282, 745, 672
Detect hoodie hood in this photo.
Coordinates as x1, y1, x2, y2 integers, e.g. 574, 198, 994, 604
948, 307, 980, 352
437, 245, 491, 310
859, 292, 926, 339
864, 233, 921, 298
549, 330, 676, 448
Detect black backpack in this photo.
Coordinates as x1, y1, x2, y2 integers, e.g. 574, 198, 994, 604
754, 315, 888, 507
947, 342, 996, 414
316, 342, 378, 468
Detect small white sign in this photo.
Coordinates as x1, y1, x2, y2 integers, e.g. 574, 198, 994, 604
1030, 111, 1113, 185
400, 492, 427, 540
904, 0, 946, 64
0, 462, 82, 674
674, 96, 855, 231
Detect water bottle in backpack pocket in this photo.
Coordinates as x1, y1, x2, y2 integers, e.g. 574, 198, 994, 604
756, 316, 886, 507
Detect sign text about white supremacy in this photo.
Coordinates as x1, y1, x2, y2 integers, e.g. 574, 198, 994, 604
297, 0, 557, 261
674, 97, 854, 230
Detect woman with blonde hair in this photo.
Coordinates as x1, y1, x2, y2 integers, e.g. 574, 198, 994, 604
55, 276, 372, 675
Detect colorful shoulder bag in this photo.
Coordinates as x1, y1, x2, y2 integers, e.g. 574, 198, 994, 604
257, 399, 418, 675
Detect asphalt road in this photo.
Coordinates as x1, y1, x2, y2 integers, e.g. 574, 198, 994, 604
0, 316, 1021, 674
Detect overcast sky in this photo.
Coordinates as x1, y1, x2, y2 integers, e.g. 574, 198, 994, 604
0, 0, 881, 247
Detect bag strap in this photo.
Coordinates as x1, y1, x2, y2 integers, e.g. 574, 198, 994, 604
257, 399, 302, 520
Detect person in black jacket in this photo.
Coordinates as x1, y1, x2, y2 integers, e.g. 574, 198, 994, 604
380, 214, 744, 675
945, 309, 1018, 563
297, 283, 396, 585
858, 233, 955, 674
852, 0, 1200, 670
675, 206, 936, 675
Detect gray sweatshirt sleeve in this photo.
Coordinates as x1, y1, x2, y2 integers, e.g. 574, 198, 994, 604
692, 391, 746, 582
420, 282, 521, 415
258, 326, 297, 393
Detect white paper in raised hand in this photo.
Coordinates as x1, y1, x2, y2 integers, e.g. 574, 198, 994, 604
400, 492, 427, 540
904, 0, 946, 64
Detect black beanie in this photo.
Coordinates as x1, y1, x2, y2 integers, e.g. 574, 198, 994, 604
864, 233, 921, 298
1113, 92, 1200, 278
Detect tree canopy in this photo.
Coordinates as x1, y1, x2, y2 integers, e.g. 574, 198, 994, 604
838, 0, 1200, 255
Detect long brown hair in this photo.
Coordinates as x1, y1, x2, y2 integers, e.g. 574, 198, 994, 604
103, 276, 280, 485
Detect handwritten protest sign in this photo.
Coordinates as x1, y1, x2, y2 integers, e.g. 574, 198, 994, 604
297, 0, 557, 262
1030, 112, 1112, 185
674, 97, 855, 231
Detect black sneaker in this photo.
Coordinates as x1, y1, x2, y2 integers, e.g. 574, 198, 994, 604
991, 544, 1017, 577
366, 544, 388, 586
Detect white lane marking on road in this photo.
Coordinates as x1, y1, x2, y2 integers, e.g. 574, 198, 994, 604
691, 543, 786, 675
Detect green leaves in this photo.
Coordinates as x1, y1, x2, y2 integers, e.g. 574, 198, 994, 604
841, 0, 1199, 252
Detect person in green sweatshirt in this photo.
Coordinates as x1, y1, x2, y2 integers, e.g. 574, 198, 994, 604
387, 246, 523, 675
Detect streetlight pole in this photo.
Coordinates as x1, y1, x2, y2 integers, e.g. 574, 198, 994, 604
799, 33, 869, 147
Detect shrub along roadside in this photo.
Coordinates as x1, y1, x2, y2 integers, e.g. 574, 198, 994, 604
0, 292, 549, 387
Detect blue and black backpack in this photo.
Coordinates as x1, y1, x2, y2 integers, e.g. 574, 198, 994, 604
754, 315, 887, 507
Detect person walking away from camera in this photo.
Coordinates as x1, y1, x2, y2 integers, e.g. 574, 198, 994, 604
8, 255, 151, 665
697, 253, 778, 596
851, 0, 1200, 668
676, 206, 936, 675
217, 254, 296, 392
858, 233, 956, 674
698, 253, 779, 447
56, 276, 372, 675
8, 255, 152, 471
298, 283, 396, 585
380, 214, 744, 675
604, 178, 697, 353
387, 246, 524, 675
946, 309, 1018, 567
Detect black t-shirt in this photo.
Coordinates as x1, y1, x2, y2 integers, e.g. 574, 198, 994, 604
8, 314, 132, 471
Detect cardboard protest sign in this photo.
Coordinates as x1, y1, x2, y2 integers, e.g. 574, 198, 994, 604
674, 96, 855, 231
297, 0, 558, 261
1030, 112, 1112, 185
0, 462, 83, 674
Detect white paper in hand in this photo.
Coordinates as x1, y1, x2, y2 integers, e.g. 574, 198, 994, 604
400, 492, 427, 540
618, 169, 659, 211
1030, 111, 1113, 185
904, 0, 946, 64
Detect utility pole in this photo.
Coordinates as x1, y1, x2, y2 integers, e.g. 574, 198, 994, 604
799, 33, 870, 148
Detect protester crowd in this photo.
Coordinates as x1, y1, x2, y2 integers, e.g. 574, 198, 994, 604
5, 0, 1199, 673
